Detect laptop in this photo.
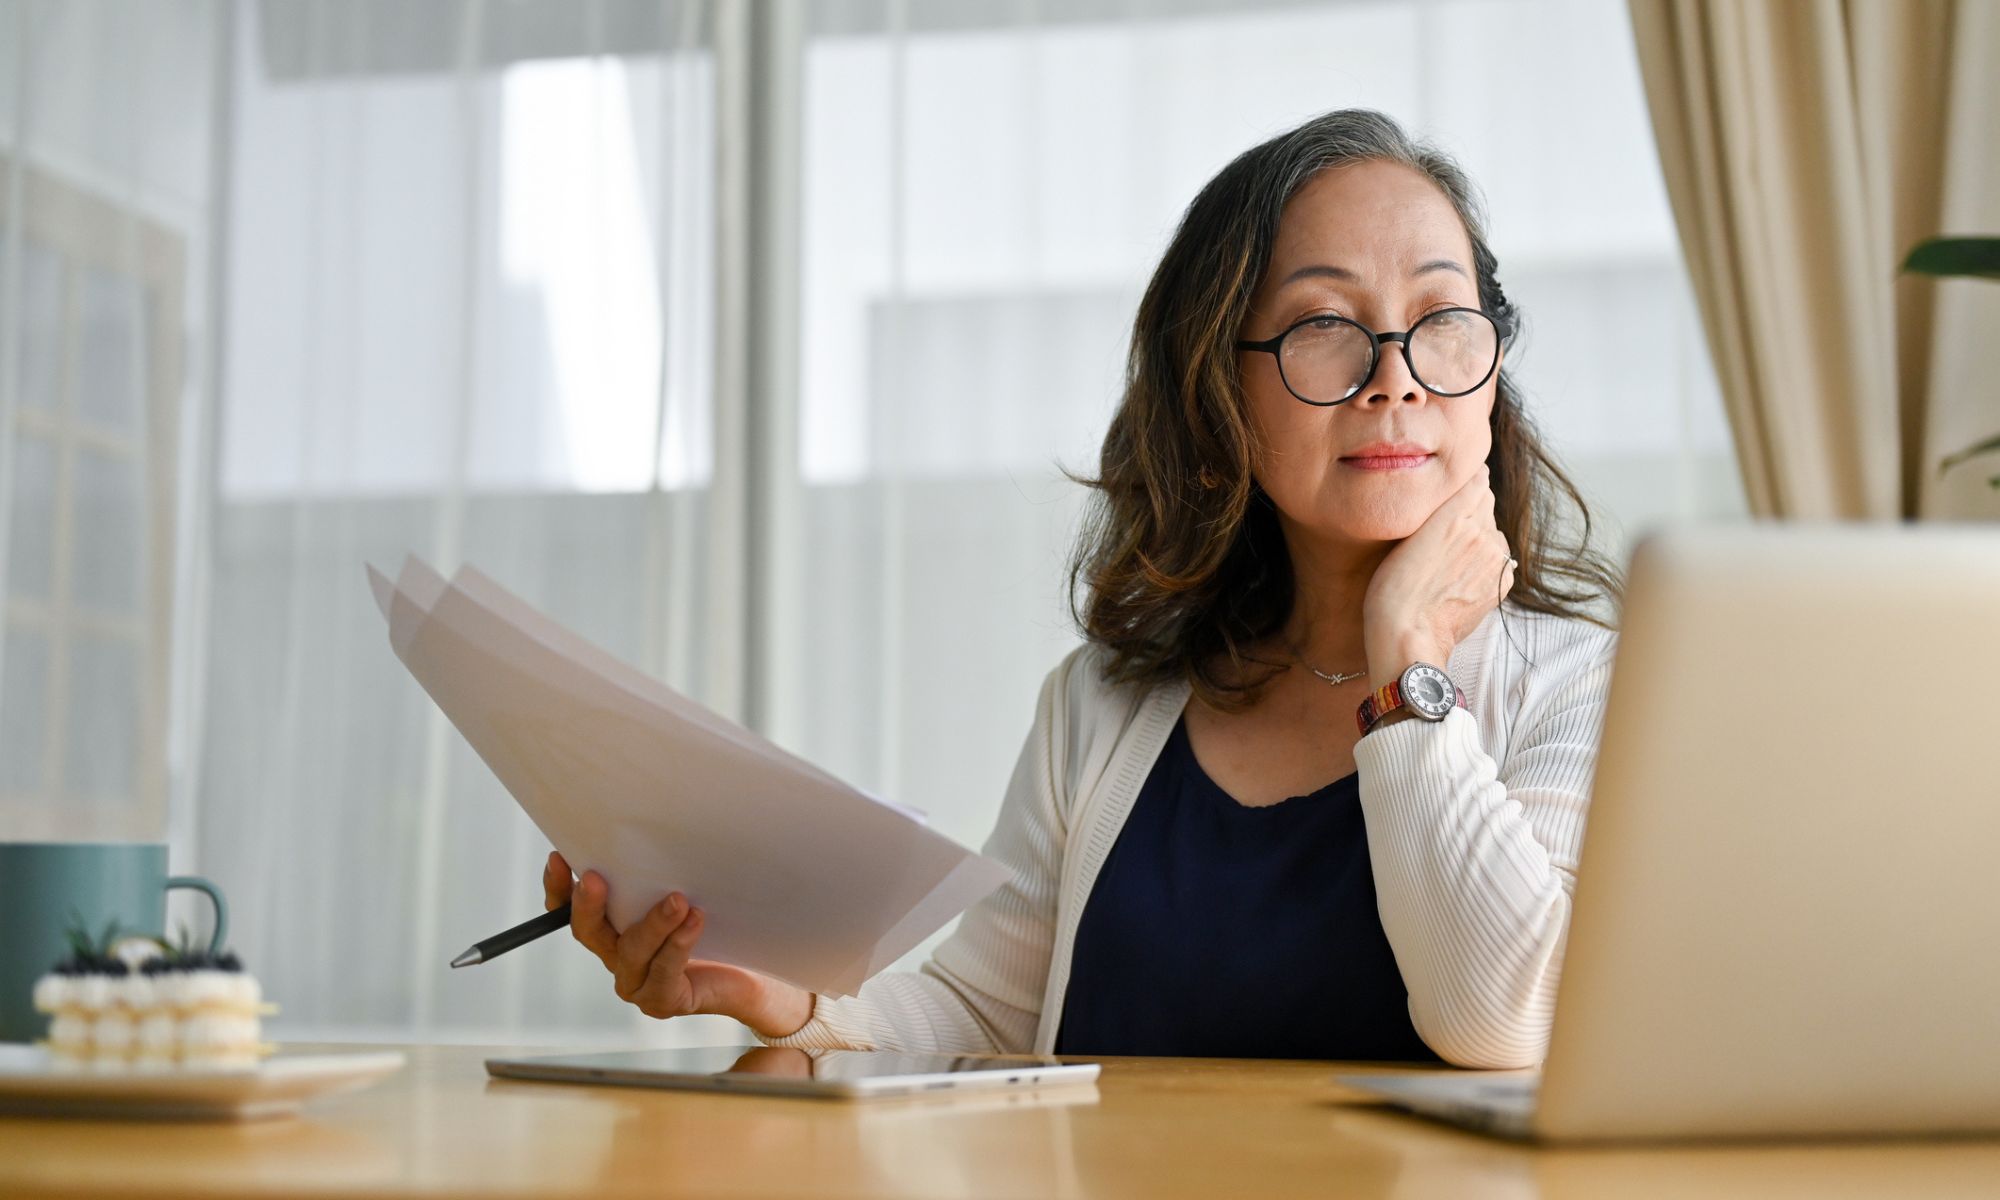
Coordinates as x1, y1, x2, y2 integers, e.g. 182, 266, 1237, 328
1339, 523, 2000, 1142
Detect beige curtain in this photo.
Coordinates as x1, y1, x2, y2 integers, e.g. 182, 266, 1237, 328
1626, 0, 2000, 519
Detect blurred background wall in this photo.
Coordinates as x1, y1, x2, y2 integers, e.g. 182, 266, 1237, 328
0, 0, 1742, 1045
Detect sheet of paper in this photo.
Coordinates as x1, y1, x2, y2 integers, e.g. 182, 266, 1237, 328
368, 557, 1008, 996
371, 560, 924, 823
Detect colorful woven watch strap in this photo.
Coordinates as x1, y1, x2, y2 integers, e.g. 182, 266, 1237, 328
1356, 679, 1403, 735
1355, 678, 1468, 735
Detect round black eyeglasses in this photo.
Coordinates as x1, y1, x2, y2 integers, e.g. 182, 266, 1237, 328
1235, 306, 1507, 406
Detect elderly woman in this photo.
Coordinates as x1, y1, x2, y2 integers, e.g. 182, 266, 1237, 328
543, 108, 1621, 1070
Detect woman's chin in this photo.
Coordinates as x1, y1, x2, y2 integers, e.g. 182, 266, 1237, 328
1320, 505, 1431, 545
1339, 521, 1424, 545
1269, 488, 1440, 546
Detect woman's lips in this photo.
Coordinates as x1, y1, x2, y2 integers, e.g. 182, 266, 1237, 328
1339, 453, 1434, 471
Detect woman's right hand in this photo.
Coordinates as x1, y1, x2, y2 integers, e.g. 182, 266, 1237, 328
544, 851, 816, 1040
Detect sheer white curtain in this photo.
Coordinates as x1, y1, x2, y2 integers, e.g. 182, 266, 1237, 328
1, 0, 1744, 1046
3, 0, 736, 1046
0, 1, 217, 852
201, 0, 730, 1043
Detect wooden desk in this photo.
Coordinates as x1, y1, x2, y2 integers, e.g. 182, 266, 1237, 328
2, 1044, 1997, 1199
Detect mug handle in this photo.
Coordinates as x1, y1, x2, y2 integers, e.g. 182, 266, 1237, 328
164, 876, 229, 955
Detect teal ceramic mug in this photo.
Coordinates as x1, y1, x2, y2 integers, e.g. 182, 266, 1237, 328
0, 842, 228, 1044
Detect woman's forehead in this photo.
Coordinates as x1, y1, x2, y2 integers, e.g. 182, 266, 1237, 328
1267, 160, 1473, 287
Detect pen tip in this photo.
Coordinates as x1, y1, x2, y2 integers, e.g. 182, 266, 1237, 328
449, 948, 482, 969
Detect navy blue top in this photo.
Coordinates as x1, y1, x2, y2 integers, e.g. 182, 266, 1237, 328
1053, 715, 1442, 1062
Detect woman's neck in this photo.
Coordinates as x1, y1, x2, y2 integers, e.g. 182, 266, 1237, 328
1276, 527, 1391, 673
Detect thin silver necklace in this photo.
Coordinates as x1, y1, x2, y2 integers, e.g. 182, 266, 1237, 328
1286, 639, 1366, 686
1272, 636, 1368, 684
1303, 663, 1367, 686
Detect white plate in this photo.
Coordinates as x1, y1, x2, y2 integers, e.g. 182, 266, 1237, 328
0, 1045, 405, 1121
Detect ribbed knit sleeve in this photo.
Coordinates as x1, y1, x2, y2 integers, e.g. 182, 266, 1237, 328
757, 654, 1073, 1054
1352, 612, 1617, 1069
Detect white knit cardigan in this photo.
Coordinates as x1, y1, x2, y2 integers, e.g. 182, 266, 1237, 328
763, 603, 1618, 1069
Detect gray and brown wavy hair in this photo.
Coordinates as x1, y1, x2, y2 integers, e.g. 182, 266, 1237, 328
1068, 108, 1621, 711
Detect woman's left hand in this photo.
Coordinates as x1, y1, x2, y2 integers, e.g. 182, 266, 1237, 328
1361, 466, 1516, 685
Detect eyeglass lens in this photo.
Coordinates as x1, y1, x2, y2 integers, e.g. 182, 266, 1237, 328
1279, 310, 1497, 403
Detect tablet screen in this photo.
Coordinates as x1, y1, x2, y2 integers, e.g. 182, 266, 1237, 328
486, 1046, 1098, 1096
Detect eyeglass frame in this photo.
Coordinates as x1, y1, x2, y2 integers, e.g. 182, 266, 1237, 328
1234, 305, 1511, 407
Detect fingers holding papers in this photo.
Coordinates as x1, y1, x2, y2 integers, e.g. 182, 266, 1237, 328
634, 908, 706, 1019
535, 849, 808, 1034
568, 868, 707, 1018
544, 851, 574, 911
614, 893, 689, 1001
569, 871, 623, 969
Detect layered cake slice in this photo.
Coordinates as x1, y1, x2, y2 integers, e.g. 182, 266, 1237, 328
32, 924, 276, 1070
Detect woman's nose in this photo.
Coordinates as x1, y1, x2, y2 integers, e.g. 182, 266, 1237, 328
1354, 339, 1425, 406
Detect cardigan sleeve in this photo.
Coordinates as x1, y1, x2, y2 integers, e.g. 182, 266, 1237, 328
1352, 618, 1617, 1069
756, 655, 1072, 1054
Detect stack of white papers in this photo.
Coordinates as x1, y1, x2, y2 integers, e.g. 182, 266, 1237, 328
368, 556, 1009, 997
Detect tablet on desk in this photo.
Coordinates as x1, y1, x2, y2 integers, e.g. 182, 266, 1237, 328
485, 1046, 1100, 1099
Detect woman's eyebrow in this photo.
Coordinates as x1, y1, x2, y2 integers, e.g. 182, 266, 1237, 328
1278, 259, 1468, 289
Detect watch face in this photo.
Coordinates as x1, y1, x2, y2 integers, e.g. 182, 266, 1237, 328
1402, 664, 1454, 719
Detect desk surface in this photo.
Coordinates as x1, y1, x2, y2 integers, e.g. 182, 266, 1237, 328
3, 1043, 1998, 1199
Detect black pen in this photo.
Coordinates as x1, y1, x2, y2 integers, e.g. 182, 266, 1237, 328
450, 904, 572, 968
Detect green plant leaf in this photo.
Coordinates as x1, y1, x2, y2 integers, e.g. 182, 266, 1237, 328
1940, 432, 2000, 475
1902, 236, 2000, 280
62, 910, 96, 960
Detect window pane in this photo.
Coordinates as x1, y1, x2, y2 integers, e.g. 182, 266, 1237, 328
6, 434, 57, 602
71, 446, 146, 618
73, 262, 148, 435
0, 629, 50, 795
65, 632, 142, 802
17, 238, 63, 413
222, 27, 715, 497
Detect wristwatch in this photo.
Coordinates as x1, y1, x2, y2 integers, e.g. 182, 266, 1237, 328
1356, 662, 1467, 735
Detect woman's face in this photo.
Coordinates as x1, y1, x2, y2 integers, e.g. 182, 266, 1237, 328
1237, 158, 1498, 547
